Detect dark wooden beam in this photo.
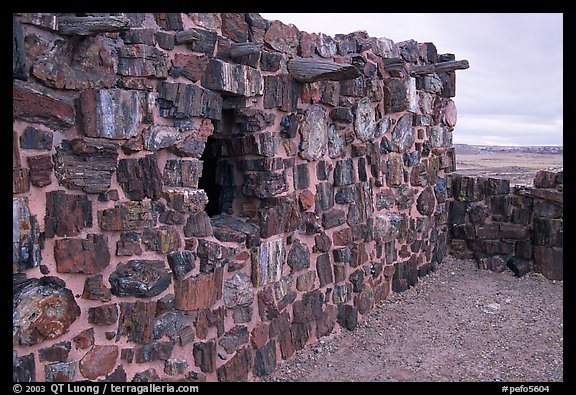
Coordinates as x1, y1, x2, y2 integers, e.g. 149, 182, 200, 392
287, 58, 360, 83
58, 16, 131, 36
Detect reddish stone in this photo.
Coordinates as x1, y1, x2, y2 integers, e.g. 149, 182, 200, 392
79, 345, 118, 380
13, 276, 81, 346
54, 234, 110, 274
251, 323, 269, 349
117, 44, 169, 78
221, 13, 249, 42
174, 267, 224, 311
264, 20, 299, 56
298, 189, 315, 211
13, 80, 75, 129
116, 301, 157, 344
32, 36, 118, 90
27, 154, 53, 187
73, 328, 94, 350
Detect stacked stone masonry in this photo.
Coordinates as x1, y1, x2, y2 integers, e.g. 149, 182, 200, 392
448, 170, 563, 281
13, 12, 469, 382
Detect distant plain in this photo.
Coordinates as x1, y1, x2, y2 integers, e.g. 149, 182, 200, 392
453, 144, 563, 186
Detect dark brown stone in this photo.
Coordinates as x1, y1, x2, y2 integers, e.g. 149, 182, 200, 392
54, 234, 110, 274
164, 359, 188, 376
13, 80, 75, 129
533, 246, 562, 280
52, 138, 118, 194
264, 75, 300, 112
116, 301, 157, 344
184, 211, 213, 237
27, 155, 53, 187
211, 214, 261, 248
258, 196, 301, 238
117, 44, 168, 78
20, 127, 53, 150
286, 239, 311, 272
337, 304, 358, 330
316, 253, 334, 287
175, 28, 217, 56
219, 325, 250, 354
193, 341, 216, 373
217, 346, 252, 382
116, 155, 162, 201
13, 352, 35, 382
44, 190, 92, 238
132, 368, 160, 382
253, 340, 277, 376
109, 260, 171, 298
98, 200, 157, 231
202, 58, 263, 97
82, 274, 112, 301
416, 186, 436, 216
116, 231, 143, 256
44, 361, 77, 382
322, 209, 346, 229
167, 251, 196, 280
157, 81, 222, 121
88, 304, 118, 326
134, 339, 176, 363
154, 13, 183, 30
39, 341, 71, 363
141, 227, 181, 253
13, 276, 81, 346
163, 159, 203, 188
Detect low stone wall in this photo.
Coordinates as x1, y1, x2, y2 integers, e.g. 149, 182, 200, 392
447, 170, 563, 280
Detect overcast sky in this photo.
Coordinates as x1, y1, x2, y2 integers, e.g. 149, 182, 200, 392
260, 13, 563, 146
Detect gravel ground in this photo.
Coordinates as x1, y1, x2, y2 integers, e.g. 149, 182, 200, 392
259, 255, 563, 382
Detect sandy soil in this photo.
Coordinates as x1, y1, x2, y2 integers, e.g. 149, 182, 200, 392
259, 255, 563, 382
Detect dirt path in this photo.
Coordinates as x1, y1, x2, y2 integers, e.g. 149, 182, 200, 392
259, 255, 563, 382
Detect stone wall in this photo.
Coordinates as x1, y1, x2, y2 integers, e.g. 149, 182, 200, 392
13, 12, 468, 382
448, 170, 563, 280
